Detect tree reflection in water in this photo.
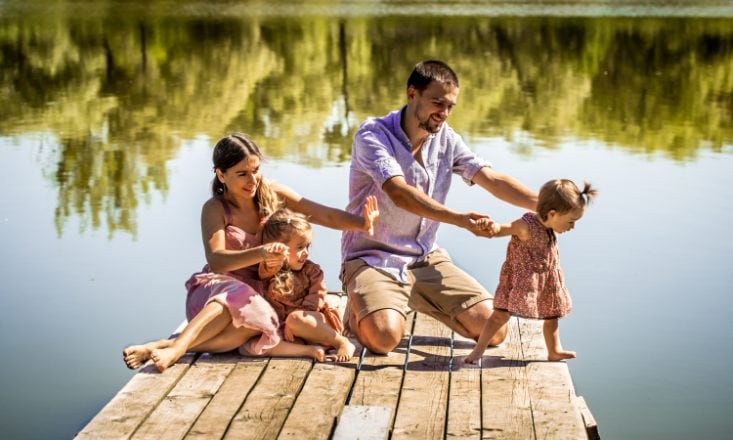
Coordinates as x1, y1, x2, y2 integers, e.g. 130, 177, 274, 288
1, 6, 731, 236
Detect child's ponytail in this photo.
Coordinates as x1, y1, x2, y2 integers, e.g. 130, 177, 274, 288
538, 179, 599, 219
580, 181, 598, 206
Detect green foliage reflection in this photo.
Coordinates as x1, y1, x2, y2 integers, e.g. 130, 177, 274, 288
1, 11, 731, 235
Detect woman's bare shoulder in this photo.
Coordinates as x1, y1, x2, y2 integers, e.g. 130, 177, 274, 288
201, 197, 228, 223
202, 196, 224, 211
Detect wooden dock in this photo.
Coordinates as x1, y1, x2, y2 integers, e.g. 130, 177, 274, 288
77, 295, 599, 439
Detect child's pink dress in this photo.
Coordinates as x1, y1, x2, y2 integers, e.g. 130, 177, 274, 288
184, 198, 280, 355
493, 212, 572, 319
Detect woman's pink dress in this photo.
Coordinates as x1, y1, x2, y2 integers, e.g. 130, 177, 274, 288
493, 212, 572, 319
184, 199, 280, 355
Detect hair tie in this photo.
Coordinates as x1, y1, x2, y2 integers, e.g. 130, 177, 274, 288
259, 214, 271, 228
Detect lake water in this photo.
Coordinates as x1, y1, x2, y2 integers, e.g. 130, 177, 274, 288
1, 1, 732, 438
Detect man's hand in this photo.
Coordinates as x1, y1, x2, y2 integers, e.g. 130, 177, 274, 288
464, 212, 499, 238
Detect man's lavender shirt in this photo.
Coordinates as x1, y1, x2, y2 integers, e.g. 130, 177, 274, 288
340, 107, 491, 283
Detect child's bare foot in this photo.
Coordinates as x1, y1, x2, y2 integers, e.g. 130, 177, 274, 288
332, 336, 356, 362
150, 346, 185, 372
548, 350, 576, 361
123, 339, 172, 369
306, 346, 326, 362
464, 350, 482, 365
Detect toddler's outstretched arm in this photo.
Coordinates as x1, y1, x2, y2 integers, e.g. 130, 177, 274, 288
476, 217, 530, 241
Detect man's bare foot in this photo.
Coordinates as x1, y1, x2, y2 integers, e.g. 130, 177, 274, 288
548, 350, 576, 361
123, 339, 172, 369
332, 336, 356, 362
150, 346, 185, 372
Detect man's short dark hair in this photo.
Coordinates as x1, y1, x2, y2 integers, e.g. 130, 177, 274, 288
406, 60, 459, 92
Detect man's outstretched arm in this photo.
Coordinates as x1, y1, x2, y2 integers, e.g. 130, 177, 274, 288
471, 167, 538, 212
382, 175, 487, 234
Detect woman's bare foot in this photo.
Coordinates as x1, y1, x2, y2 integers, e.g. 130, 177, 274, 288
123, 339, 172, 369
548, 350, 576, 361
332, 336, 356, 362
150, 346, 186, 372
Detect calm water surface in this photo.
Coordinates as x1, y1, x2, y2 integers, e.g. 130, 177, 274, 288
1, 1, 733, 438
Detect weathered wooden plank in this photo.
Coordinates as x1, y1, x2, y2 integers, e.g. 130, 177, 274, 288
575, 396, 601, 440
447, 333, 482, 439
518, 318, 586, 439
184, 356, 268, 439
525, 361, 585, 440
332, 405, 392, 440
274, 291, 360, 438
130, 353, 237, 440
516, 317, 548, 362
481, 317, 534, 439
278, 360, 358, 438
81, 300, 600, 440
392, 314, 451, 440
223, 358, 312, 440
348, 312, 413, 419
75, 354, 195, 439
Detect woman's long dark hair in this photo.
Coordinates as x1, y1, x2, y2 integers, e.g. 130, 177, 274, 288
212, 133, 281, 218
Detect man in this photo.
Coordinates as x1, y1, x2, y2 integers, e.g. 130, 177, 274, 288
340, 60, 537, 354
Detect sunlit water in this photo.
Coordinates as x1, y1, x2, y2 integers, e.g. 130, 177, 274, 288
1, 2, 733, 438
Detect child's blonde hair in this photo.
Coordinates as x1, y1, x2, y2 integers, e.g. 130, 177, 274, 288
259, 209, 312, 297
537, 179, 598, 221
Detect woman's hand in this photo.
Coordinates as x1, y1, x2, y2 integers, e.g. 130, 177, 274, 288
362, 195, 380, 236
260, 242, 289, 271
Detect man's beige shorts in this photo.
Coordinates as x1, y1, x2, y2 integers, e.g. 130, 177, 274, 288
341, 248, 491, 328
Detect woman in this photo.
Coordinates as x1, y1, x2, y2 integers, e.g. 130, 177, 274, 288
123, 133, 378, 371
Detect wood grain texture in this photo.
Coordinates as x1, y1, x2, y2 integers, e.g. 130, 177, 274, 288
223, 358, 311, 440
392, 314, 451, 440
185, 356, 268, 439
76, 354, 195, 439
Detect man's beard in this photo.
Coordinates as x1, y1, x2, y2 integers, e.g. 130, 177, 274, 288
416, 113, 442, 134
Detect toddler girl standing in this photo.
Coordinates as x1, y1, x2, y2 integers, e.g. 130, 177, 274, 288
465, 179, 597, 363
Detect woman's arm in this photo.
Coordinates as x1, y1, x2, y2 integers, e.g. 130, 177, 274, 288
201, 198, 287, 273
273, 182, 378, 234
